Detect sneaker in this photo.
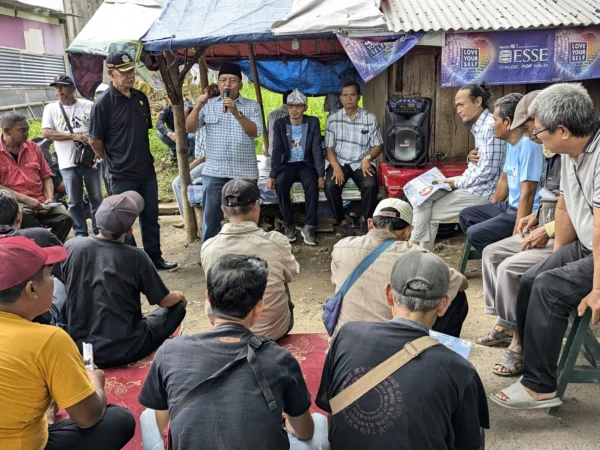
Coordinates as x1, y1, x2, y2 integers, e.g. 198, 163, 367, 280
337, 223, 355, 238
301, 225, 317, 245
169, 151, 177, 161
283, 226, 297, 242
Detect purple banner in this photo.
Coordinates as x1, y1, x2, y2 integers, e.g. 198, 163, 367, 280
338, 32, 424, 83
553, 27, 600, 82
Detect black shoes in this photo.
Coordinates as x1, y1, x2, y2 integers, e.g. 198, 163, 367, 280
154, 258, 178, 270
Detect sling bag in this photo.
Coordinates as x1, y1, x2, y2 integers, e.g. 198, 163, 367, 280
166, 335, 276, 448
322, 239, 395, 336
329, 335, 440, 415
58, 102, 96, 168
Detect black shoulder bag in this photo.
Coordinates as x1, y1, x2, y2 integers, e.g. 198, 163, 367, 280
58, 102, 96, 168
165, 335, 277, 449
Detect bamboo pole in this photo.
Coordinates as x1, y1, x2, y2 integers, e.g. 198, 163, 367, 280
199, 55, 209, 90
157, 52, 199, 242
247, 44, 269, 156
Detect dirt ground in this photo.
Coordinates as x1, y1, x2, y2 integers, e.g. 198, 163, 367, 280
144, 215, 600, 450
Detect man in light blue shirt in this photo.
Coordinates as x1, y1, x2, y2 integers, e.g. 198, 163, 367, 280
460, 93, 544, 254
186, 63, 263, 242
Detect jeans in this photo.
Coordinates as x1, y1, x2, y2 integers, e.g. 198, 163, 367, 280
19, 203, 73, 243
45, 405, 135, 450
516, 240, 593, 393
458, 201, 518, 254
276, 162, 319, 227
109, 176, 162, 262
172, 163, 205, 216
140, 409, 330, 450
32, 277, 68, 327
201, 175, 232, 242
158, 131, 195, 156
60, 163, 104, 236
324, 164, 378, 224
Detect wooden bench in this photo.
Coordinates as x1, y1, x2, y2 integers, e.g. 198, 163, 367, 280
458, 238, 481, 275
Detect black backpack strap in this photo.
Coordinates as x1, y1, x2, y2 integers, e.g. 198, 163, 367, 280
58, 102, 75, 134
169, 335, 275, 422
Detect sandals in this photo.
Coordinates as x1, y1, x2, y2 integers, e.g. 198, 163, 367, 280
475, 328, 513, 346
493, 349, 523, 377
489, 381, 563, 410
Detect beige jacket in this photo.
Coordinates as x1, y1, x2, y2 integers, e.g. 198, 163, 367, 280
201, 221, 300, 340
331, 229, 466, 335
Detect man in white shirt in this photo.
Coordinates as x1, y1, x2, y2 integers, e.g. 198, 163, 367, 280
42, 75, 104, 237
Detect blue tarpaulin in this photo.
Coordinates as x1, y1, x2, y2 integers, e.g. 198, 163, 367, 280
142, 0, 325, 51
236, 59, 360, 96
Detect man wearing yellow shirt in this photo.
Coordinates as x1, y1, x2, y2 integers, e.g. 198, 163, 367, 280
0, 236, 135, 450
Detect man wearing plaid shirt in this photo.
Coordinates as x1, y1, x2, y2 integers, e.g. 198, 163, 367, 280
410, 82, 506, 251
186, 63, 263, 242
324, 80, 384, 237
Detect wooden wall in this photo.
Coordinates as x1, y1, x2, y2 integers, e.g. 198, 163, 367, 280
385, 47, 600, 159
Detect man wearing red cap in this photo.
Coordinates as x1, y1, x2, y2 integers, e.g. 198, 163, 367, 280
53, 191, 187, 368
0, 236, 135, 449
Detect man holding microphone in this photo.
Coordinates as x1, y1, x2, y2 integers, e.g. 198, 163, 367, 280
186, 63, 263, 242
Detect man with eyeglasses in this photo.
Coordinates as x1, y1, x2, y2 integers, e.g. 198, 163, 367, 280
324, 80, 383, 237
186, 63, 263, 242
89, 51, 177, 271
267, 89, 324, 245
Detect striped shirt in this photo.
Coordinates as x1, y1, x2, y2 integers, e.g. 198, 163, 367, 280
325, 108, 384, 171
267, 105, 289, 154
454, 109, 506, 200
198, 95, 263, 179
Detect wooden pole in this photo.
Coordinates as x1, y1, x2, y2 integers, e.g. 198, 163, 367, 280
157, 52, 199, 242
247, 44, 269, 156
199, 55, 209, 90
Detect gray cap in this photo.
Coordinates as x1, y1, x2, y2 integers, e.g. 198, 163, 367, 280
96, 191, 144, 236
390, 251, 449, 299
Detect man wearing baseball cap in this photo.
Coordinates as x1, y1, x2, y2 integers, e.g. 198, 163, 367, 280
53, 192, 187, 368
330, 198, 468, 337
89, 51, 177, 270
267, 89, 325, 245
0, 236, 135, 449
42, 74, 103, 238
317, 251, 489, 450
186, 62, 264, 242
201, 178, 299, 340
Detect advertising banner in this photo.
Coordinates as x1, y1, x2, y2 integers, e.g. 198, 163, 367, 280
441, 27, 600, 87
338, 32, 424, 83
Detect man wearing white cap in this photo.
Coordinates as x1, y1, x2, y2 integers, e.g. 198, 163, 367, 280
268, 89, 325, 245
330, 198, 468, 336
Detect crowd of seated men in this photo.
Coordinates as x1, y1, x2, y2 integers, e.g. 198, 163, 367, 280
1, 80, 599, 450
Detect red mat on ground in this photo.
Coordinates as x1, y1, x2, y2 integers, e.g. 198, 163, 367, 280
379, 160, 469, 198
278, 333, 329, 415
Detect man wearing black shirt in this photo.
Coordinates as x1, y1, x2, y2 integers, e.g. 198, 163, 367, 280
53, 191, 187, 368
89, 51, 176, 270
139, 254, 329, 450
317, 251, 489, 450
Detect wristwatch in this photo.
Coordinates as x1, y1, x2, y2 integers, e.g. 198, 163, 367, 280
237, 111, 245, 120
364, 154, 372, 161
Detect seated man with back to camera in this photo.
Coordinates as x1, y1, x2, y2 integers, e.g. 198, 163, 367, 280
139, 254, 329, 450
459, 93, 545, 254
324, 80, 384, 236
318, 251, 489, 450
410, 82, 506, 250
53, 191, 187, 368
202, 178, 299, 340
268, 89, 325, 245
477, 90, 562, 378
331, 198, 468, 337
0, 236, 135, 450
0, 112, 73, 242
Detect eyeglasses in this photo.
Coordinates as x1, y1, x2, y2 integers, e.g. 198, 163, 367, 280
218, 78, 241, 84
287, 104, 305, 110
533, 128, 547, 138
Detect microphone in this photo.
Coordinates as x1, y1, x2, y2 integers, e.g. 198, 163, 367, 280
223, 88, 230, 113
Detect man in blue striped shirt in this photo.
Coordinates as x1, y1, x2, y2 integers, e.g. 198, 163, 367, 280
410, 82, 506, 250
186, 63, 263, 242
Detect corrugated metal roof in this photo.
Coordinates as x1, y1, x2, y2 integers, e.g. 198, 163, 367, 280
0, 48, 66, 87
382, 0, 600, 33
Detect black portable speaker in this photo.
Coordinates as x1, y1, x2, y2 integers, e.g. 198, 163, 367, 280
384, 97, 432, 167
